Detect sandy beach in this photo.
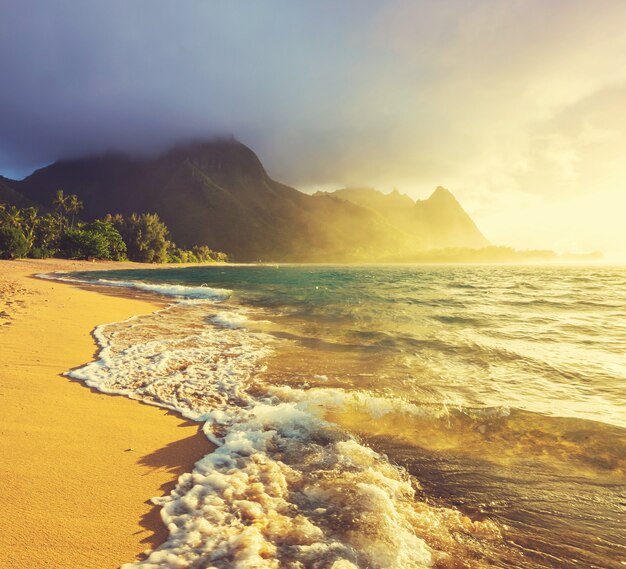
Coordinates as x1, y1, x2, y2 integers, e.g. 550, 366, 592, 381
0, 259, 211, 569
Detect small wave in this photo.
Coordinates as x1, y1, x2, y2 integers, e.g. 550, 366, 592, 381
267, 384, 451, 421
449, 282, 480, 290
210, 311, 249, 329
502, 298, 573, 309
431, 315, 486, 326
38, 273, 232, 300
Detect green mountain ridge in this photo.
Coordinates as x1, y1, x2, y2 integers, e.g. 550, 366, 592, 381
2, 140, 491, 261
0, 175, 38, 208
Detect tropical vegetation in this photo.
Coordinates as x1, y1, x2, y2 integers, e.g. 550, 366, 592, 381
0, 191, 227, 262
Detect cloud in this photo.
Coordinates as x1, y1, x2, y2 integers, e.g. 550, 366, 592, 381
0, 0, 379, 174
1, 0, 625, 253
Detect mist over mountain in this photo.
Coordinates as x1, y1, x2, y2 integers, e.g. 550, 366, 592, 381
4, 140, 491, 262
317, 187, 488, 250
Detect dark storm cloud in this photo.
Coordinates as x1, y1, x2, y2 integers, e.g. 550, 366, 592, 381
0, 0, 384, 179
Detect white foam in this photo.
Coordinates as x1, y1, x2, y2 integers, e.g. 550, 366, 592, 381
37, 272, 231, 300
210, 311, 249, 329
99, 279, 232, 300
69, 303, 268, 421
268, 384, 449, 421
68, 301, 507, 568
131, 402, 437, 568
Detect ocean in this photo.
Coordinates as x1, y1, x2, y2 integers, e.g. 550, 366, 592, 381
57, 265, 625, 568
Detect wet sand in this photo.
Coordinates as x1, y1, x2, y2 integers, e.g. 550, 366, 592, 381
0, 259, 211, 569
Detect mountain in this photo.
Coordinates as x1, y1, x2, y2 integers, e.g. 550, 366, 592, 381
3, 140, 489, 261
0, 175, 38, 208
317, 186, 488, 250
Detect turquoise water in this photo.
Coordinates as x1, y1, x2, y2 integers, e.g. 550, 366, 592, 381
64, 265, 626, 568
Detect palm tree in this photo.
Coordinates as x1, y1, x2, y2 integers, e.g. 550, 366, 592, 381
52, 190, 69, 234
0, 204, 23, 228
21, 207, 40, 250
35, 213, 59, 252
66, 194, 83, 229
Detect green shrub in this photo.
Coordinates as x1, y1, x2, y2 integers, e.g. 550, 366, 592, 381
59, 222, 127, 260
167, 246, 199, 263
29, 246, 54, 259
107, 213, 169, 263
0, 226, 29, 259
85, 220, 127, 260
59, 228, 110, 259
192, 245, 216, 262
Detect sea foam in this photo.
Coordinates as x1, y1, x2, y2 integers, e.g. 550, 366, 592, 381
67, 293, 508, 568
38, 272, 232, 300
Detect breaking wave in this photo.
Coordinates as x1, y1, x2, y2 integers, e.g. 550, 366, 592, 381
68, 299, 512, 568
38, 272, 231, 300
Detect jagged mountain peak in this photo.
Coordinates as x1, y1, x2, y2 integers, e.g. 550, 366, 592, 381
320, 187, 415, 210
322, 185, 488, 250
427, 186, 457, 202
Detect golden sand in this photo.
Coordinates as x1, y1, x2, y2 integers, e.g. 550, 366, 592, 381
0, 259, 211, 569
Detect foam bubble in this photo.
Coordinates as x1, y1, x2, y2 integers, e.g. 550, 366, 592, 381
69, 303, 269, 420
68, 301, 510, 568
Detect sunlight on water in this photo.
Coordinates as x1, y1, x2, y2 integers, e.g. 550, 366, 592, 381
64, 265, 626, 568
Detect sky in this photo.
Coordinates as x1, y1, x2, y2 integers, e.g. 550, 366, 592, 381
1, 0, 625, 258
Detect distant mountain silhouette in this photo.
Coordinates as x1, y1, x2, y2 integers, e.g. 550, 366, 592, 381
317, 186, 488, 250
0, 175, 38, 208
3, 140, 490, 261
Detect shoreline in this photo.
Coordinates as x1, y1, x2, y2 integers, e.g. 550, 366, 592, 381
0, 259, 212, 569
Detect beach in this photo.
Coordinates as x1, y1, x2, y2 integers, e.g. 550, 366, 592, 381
1, 261, 623, 568
0, 259, 211, 569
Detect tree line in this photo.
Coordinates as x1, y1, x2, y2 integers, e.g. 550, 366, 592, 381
0, 190, 228, 263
